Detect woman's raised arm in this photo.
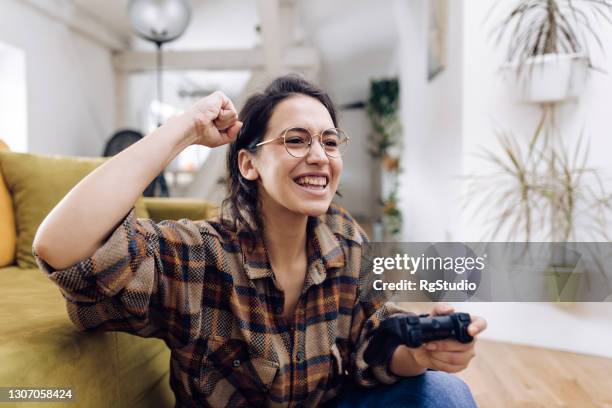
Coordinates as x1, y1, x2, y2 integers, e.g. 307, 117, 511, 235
33, 91, 242, 270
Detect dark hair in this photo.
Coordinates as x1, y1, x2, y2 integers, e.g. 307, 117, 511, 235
220, 74, 338, 245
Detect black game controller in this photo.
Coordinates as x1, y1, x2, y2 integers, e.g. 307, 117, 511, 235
363, 312, 473, 366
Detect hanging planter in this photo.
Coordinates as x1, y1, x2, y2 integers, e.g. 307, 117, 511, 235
501, 53, 589, 104
491, 0, 612, 105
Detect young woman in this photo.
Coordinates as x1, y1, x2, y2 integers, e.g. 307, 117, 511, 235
33, 75, 486, 408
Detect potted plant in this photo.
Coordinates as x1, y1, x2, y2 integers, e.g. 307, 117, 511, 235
467, 130, 611, 243
491, 0, 612, 103
366, 78, 403, 240
466, 124, 612, 300
366, 79, 401, 159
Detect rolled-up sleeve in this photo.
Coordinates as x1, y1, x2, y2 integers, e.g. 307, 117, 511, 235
33, 207, 208, 345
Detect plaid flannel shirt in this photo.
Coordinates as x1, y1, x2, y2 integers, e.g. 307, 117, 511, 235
34, 202, 409, 407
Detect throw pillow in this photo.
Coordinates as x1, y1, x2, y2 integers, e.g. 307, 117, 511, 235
0, 151, 149, 268
0, 140, 16, 267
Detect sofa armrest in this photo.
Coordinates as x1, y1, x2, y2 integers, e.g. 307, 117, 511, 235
142, 197, 217, 223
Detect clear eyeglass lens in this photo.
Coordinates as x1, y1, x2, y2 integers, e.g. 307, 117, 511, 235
284, 128, 310, 157
322, 129, 345, 157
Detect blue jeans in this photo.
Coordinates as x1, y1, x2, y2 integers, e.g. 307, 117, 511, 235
324, 371, 477, 408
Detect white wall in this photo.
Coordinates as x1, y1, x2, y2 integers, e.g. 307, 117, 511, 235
335, 108, 375, 218
394, 0, 464, 242
0, 0, 116, 156
458, 0, 612, 359
462, 0, 612, 243
394, 0, 612, 358
457, 302, 612, 358
303, 0, 399, 107
0, 42, 27, 152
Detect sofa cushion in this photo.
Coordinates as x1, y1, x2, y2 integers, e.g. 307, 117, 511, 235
0, 151, 149, 268
0, 140, 16, 267
143, 197, 217, 223
0, 267, 173, 407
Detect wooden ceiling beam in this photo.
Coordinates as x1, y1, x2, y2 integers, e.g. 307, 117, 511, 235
112, 47, 319, 72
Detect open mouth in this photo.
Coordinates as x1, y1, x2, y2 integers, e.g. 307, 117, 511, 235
293, 175, 329, 191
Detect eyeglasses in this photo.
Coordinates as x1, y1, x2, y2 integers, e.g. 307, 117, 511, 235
255, 127, 350, 158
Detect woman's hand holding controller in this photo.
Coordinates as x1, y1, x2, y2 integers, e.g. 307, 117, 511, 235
390, 303, 487, 375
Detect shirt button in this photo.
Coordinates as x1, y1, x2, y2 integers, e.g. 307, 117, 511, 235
232, 359, 241, 367
275, 306, 283, 314
296, 351, 304, 363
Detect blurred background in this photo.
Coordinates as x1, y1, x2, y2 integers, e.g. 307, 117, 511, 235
1, 0, 612, 405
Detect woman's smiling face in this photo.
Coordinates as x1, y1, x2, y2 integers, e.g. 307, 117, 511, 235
245, 94, 343, 218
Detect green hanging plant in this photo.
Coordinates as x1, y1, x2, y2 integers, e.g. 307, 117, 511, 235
366, 78, 403, 240
366, 79, 401, 158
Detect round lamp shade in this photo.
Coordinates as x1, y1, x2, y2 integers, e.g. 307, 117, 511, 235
128, 0, 192, 44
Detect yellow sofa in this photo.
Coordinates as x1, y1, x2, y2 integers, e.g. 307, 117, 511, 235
0, 141, 216, 407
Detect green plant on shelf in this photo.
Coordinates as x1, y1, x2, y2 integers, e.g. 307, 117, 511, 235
367, 79, 401, 158
381, 190, 403, 238
367, 78, 403, 240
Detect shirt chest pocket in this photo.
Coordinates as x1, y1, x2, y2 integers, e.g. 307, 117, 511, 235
199, 336, 279, 404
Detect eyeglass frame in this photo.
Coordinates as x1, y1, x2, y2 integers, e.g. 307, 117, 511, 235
254, 126, 350, 158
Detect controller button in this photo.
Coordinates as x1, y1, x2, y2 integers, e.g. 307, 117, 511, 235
296, 351, 305, 363
408, 316, 419, 324
458, 313, 470, 322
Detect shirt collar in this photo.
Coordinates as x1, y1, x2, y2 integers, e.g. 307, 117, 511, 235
236, 205, 350, 283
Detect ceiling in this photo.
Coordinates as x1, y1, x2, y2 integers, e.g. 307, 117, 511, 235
70, 0, 133, 37
69, 0, 399, 104
296, 0, 399, 105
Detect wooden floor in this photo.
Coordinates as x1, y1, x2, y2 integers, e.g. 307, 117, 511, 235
455, 339, 612, 407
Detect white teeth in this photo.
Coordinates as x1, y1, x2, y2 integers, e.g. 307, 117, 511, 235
295, 176, 327, 187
